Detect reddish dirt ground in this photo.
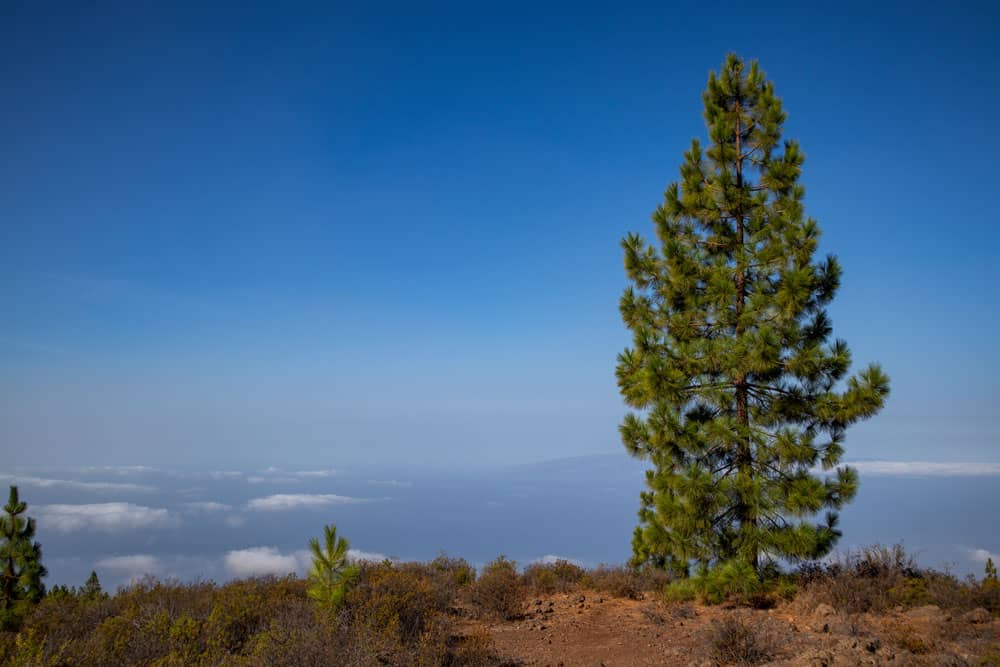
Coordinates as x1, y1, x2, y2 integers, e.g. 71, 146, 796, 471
460, 592, 1000, 666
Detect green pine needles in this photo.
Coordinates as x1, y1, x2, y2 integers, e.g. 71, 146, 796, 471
307, 523, 360, 611
1, 486, 47, 630
617, 54, 889, 577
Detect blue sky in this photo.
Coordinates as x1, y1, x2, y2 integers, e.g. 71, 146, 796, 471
2, 2, 998, 468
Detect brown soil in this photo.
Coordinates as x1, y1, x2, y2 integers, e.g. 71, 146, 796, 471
459, 592, 1000, 666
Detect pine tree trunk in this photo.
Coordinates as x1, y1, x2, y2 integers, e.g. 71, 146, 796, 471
733, 109, 758, 573
2, 555, 14, 610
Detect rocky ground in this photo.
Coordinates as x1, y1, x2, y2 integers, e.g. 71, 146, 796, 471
460, 592, 1000, 666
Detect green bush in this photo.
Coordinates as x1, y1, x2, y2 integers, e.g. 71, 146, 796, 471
772, 578, 798, 602
693, 560, 761, 605
663, 578, 697, 603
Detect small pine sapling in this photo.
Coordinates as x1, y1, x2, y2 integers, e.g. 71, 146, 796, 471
307, 523, 360, 611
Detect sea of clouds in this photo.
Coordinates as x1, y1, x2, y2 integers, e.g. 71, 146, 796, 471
3, 456, 998, 591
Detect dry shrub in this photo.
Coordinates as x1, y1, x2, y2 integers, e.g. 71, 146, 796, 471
392, 555, 473, 615
522, 559, 585, 595
346, 562, 443, 645
670, 603, 696, 619
0, 566, 494, 667
977, 645, 1000, 666
471, 556, 526, 620
800, 544, 979, 615
205, 577, 293, 654
706, 615, 778, 666
973, 577, 1000, 615
413, 622, 507, 667
884, 621, 933, 655
446, 627, 504, 667
641, 603, 666, 625
584, 564, 668, 600
799, 544, 917, 614
429, 553, 476, 588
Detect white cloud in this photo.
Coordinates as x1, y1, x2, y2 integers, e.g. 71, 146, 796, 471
969, 548, 999, 564
368, 479, 412, 488
96, 554, 162, 577
846, 461, 1000, 476
71, 465, 158, 476
36, 503, 175, 533
224, 547, 307, 577
245, 468, 336, 481
181, 501, 232, 513
207, 471, 243, 480
224, 545, 386, 578
224, 514, 247, 528
531, 554, 584, 566
247, 476, 302, 484
348, 549, 389, 563
245, 493, 374, 511
0, 474, 154, 493
104, 466, 158, 475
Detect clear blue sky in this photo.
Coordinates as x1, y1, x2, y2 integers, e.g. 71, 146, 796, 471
2, 2, 997, 468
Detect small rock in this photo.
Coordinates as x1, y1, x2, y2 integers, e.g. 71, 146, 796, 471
576, 594, 586, 603
814, 603, 837, 618
865, 638, 881, 653
963, 607, 991, 624
534, 599, 543, 606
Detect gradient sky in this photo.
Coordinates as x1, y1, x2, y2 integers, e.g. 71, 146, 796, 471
2, 2, 998, 468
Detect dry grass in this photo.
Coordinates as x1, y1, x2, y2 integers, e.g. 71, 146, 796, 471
705, 615, 778, 666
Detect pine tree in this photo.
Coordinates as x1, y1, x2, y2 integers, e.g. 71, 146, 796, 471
306, 524, 359, 611
617, 54, 889, 576
0, 486, 47, 629
82, 570, 105, 600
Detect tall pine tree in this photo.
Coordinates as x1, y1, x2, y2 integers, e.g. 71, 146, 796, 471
0, 486, 47, 629
617, 55, 889, 576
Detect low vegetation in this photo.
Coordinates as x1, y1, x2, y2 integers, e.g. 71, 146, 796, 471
0, 565, 503, 666
706, 615, 778, 666
0, 539, 995, 665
